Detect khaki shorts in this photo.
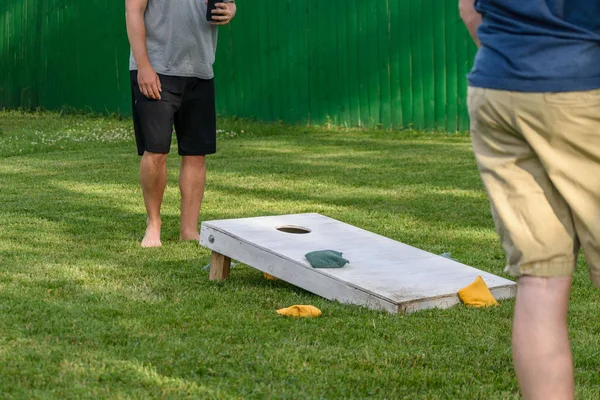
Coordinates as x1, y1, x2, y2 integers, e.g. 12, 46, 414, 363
468, 87, 600, 286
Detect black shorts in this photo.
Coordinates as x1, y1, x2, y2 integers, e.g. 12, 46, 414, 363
130, 70, 217, 156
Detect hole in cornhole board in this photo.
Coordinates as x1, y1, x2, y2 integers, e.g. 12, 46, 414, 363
276, 225, 311, 234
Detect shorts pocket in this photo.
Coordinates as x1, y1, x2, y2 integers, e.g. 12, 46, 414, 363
467, 86, 487, 113
544, 88, 600, 105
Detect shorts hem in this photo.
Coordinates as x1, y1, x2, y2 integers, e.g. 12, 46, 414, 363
178, 150, 216, 156
138, 148, 171, 156
589, 271, 600, 288
504, 257, 575, 279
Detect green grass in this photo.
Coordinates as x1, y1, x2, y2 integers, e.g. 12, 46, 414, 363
1, 110, 600, 399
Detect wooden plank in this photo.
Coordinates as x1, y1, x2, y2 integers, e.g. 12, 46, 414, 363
296, 0, 310, 125
307, 0, 320, 125
346, 1, 361, 127
202, 224, 398, 312
38, 0, 50, 108
409, 0, 424, 129
240, 1, 259, 120
377, 0, 392, 130
398, 0, 413, 130
209, 251, 231, 281
256, 0, 272, 121
367, 0, 381, 128
356, 0, 369, 127
312, 0, 330, 126
445, 0, 459, 133
215, 24, 237, 116
230, 5, 247, 117
200, 213, 516, 313
388, 0, 403, 129
335, 0, 350, 127
432, 0, 447, 131
325, 0, 341, 126
13, 0, 23, 106
421, 0, 435, 130
269, 2, 282, 122
286, 0, 299, 124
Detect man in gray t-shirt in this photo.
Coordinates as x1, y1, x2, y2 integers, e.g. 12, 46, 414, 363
126, 0, 236, 247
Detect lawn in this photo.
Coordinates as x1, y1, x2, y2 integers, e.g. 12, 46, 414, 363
1, 110, 599, 399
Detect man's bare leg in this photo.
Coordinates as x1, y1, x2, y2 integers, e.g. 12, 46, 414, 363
513, 275, 574, 400
140, 151, 168, 247
179, 155, 206, 241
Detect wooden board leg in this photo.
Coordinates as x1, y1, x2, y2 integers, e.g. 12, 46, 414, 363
209, 251, 231, 281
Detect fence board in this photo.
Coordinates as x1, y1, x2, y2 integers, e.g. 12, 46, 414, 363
0, 0, 477, 132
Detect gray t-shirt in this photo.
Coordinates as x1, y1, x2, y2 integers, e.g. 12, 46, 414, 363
129, 0, 232, 79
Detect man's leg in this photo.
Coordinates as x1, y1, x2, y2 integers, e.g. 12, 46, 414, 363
468, 87, 579, 399
140, 151, 168, 247
179, 155, 206, 241
510, 89, 600, 399
513, 276, 574, 400
174, 77, 216, 241
131, 71, 183, 247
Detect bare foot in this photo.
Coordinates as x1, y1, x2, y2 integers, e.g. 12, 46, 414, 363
180, 231, 200, 242
141, 221, 162, 248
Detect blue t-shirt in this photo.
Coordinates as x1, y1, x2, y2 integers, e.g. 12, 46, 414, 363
468, 0, 600, 92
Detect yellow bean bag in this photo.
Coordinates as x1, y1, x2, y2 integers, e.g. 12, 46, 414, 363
264, 273, 278, 281
458, 276, 499, 307
276, 305, 322, 318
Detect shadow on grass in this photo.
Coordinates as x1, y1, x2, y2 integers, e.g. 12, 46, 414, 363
0, 130, 503, 298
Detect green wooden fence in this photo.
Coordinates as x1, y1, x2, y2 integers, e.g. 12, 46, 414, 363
0, 0, 477, 131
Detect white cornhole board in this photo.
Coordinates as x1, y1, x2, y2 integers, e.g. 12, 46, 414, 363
200, 213, 516, 313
